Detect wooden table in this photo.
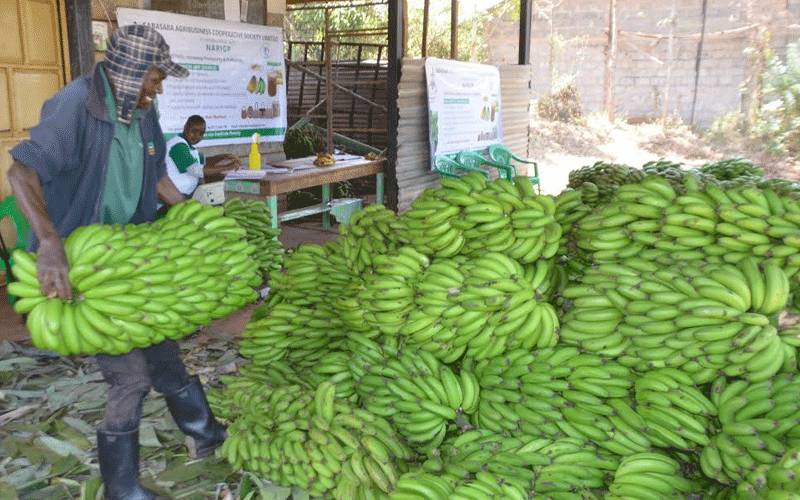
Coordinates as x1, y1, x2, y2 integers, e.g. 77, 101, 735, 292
223, 157, 385, 228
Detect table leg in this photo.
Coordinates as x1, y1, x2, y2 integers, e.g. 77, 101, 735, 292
321, 184, 331, 229
267, 195, 278, 229
376, 172, 384, 204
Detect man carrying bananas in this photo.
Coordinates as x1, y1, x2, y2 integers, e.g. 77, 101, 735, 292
6, 25, 226, 500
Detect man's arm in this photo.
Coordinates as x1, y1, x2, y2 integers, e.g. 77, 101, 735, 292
7, 160, 71, 299
202, 154, 241, 181
157, 172, 187, 206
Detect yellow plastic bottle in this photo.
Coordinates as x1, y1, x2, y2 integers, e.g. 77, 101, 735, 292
248, 133, 261, 170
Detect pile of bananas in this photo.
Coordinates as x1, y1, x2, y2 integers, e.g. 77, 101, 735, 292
699, 157, 765, 186
209, 379, 412, 499
222, 197, 283, 276
208, 164, 800, 499
9, 201, 260, 355
314, 152, 336, 167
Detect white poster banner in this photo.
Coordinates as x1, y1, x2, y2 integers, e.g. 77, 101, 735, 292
424, 58, 502, 164
117, 8, 286, 146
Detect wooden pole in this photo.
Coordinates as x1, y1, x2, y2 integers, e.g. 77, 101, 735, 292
325, 9, 333, 153
402, 0, 408, 58
690, 0, 708, 125
422, 0, 429, 57
603, 0, 617, 121
663, 0, 676, 127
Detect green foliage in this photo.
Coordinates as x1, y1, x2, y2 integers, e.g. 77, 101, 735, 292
757, 40, 800, 156
284, 4, 387, 61
283, 125, 325, 160
406, 1, 515, 62
285, 1, 514, 64
706, 38, 800, 159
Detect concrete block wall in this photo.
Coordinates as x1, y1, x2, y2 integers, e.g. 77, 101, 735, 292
487, 0, 800, 126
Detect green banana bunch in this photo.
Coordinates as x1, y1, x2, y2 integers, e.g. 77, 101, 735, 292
607, 452, 698, 500
11, 201, 259, 356
217, 375, 411, 499
337, 203, 410, 274
703, 372, 800, 484
222, 197, 284, 276
633, 368, 715, 451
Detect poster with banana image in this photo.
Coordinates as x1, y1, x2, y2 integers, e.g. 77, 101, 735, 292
117, 8, 287, 147
424, 58, 502, 165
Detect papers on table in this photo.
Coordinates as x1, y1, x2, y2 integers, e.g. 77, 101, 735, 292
223, 167, 284, 180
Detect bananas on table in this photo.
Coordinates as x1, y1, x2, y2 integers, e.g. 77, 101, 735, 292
314, 152, 336, 167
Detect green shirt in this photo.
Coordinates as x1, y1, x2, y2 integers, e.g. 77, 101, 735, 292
99, 69, 144, 224
169, 134, 205, 173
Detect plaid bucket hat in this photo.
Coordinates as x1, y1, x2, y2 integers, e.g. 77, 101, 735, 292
104, 24, 189, 124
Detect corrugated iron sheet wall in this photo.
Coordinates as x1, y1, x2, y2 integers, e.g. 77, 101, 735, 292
395, 59, 532, 213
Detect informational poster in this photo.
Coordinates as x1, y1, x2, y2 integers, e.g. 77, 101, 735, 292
117, 8, 286, 146
424, 58, 502, 164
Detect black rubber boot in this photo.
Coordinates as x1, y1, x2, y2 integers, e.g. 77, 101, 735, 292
165, 376, 227, 459
97, 428, 168, 500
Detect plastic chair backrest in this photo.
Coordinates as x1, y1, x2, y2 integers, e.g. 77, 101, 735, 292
487, 144, 540, 191
0, 196, 29, 251
455, 150, 515, 181
434, 156, 490, 180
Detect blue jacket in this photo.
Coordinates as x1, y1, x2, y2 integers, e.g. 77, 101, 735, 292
10, 62, 167, 251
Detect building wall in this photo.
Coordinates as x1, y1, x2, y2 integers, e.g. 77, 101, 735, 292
486, 0, 800, 126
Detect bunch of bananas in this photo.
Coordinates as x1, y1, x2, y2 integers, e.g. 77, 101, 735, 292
699, 157, 765, 185
348, 336, 479, 454
313, 152, 336, 167
222, 197, 283, 276
606, 452, 698, 499
732, 444, 800, 498
334, 203, 411, 274
702, 373, 800, 484
633, 368, 716, 451
561, 257, 790, 384
401, 173, 560, 262
238, 299, 350, 368
9, 201, 259, 355
213, 379, 412, 499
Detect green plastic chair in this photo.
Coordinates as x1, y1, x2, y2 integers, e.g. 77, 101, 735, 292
434, 155, 490, 180
487, 144, 541, 192
1, 196, 31, 305
455, 150, 516, 182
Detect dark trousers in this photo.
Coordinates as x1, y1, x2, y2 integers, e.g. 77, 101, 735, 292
95, 340, 190, 432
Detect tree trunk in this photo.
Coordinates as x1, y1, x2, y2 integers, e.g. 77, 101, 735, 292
690, 0, 708, 126
663, 0, 676, 127
602, 0, 617, 120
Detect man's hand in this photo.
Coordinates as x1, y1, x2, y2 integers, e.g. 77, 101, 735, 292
207, 154, 241, 171
36, 235, 71, 299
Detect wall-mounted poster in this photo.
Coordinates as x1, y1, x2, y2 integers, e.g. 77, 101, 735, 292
92, 21, 109, 51
424, 57, 502, 165
117, 8, 286, 146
